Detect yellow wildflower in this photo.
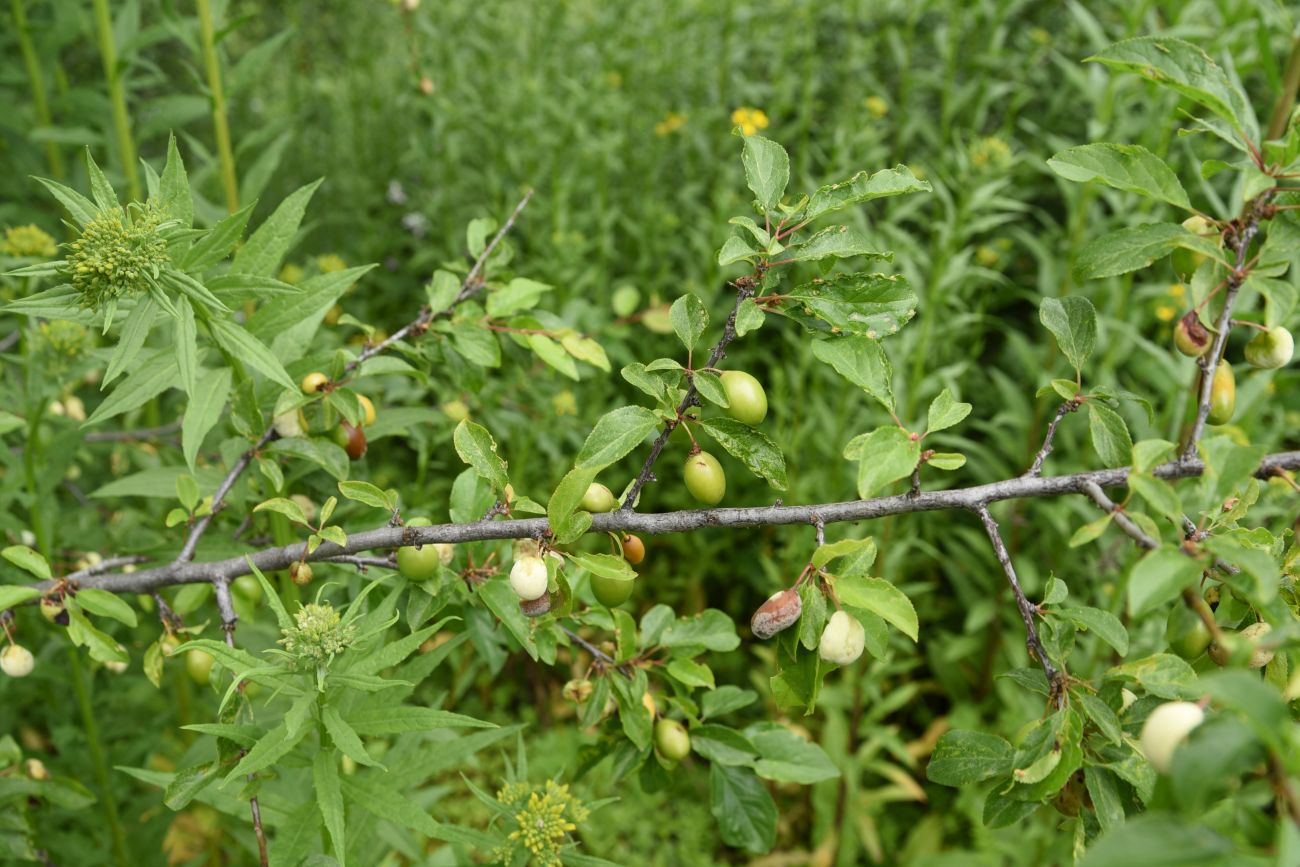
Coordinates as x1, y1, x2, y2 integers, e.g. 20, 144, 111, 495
864, 96, 889, 118
552, 390, 577, 416
316, 254, 347, 273
3, 224, 57, 258
1155, 304, 1177, 322
970, 136, 1011, 170
1167, 283, 1186, 298
654, 111, 688, 136
279, 263, 305, 284
731, 107, 770, 136
1030, 27, 1051, 46
975, 246, 1000, 267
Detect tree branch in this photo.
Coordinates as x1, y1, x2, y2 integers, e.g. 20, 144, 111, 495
1025, 399, 1080, 478
47, 451, 1300, 596
621, 283, 755, 509
1077, 480, 1158, 550
974, 504, 1065, 706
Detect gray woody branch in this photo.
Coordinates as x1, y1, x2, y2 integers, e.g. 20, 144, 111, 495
41, 450, 1300, 595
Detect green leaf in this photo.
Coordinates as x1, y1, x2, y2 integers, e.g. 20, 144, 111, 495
717, 233, 760, 266
1075, 692, 1124, 746
1047, 143, 1190, 209
231, 178, 323, 277
547, 465, 597, 543
693, 370, 729, 408
65, 607, 127, 663
844, 427, 919, 498
33, 177, 97, 226
812, 537, 876, 571
1073, 222, 1222, 282
1039, 296, 1096, 374
182, 368, 231, 473
249, 265, 377, 363
775, 273, 917, 339
84, 148, 120, 213
1087, 36, 1258, 142
669, 293, 709, 352
701, 686, 758, 720
1132, 439, 1177, 473
344, 706, 494, 735
1077, 813, 1233, 867
181, 203, 255, 271
666, 657, 715, 689
710, 763, 777, 854
267, 437, 350, 482
312, 750, 346, 860
739, 134, 789, 213
1088, 402, 1132, 469
104, 295, 157, 386
1128, 473, 1182, 523
207, 318, 295, 390
85, 349, 179, 426
74, 588, 137, 627
836, 575, 918, 641
748, 723, 840, 784
691, 725, 758, 766
159, 134, 194, 226
927, 452, 966, 470
697, 417, 787, 490
927, 730, 1013, 786
478, 578, 540, 660
660, 609, 741, 651
783, 226, 890, 263
173, 297, 198, 399
453, 420, 509, 489
486, 277, 552, 317
1058, 606, 1128, 655
162, 763, 218, 811
253, 497, 310, 526
575, 406, 659, 470
1128, 545, 1206, 616
0, 586, 42, 612
337, 481, 394, 511
800, 165, 930, 223
811, 336, 894, 411
1108, 653, 1199, 700
925, 388, 972, 434
734, 298, 765, 336
569, 551, 637, 583
3, 546, 51, 580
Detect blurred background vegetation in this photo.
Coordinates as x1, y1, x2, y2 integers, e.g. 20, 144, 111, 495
2, 0, 1299, 864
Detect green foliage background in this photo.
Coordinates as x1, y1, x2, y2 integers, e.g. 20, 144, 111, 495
1, 0, 1299, 865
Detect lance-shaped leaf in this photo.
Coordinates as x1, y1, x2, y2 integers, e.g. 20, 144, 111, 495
1048, 143, 1190, 210
773, 272, 917, 338
231, 178, 323, 277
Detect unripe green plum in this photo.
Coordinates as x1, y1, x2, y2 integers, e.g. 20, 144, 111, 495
655, 718, 691, 762
397, 517, 440, 582
1165, 606, 1211, 660
187, 650, 215, 686
1244, 326, 1294, 369
1171, 215, 1213, 280
1139, 701, 1204, 773
720, 371, 768, 425
1206, 363, 1235, 425
581, 482, 618, 513
683, 451, 726, 505
232, 575, 264, 605
591, 573, 634, 608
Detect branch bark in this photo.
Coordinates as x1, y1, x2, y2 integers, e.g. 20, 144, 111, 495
1025, 399, 1080, 478
46, 450, 1300, 596
974, 504, 1065, 706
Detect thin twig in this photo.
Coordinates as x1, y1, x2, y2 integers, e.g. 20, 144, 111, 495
1025, 399, 1080, 477
1182, 195, 1271, 460
64, 555, 150, 581
44, 450, 1300, 597
560, 625, 631, 678
621, 284, 755, 509
974, 504, 1065, 706
173, 428, 277, 565
1077, 481, 1158, 550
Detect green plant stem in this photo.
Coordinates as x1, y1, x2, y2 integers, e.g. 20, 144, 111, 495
1268, 36, 1300, 142
69, 648, 129, 867
92, 0, 140, 202
196, 0, 239, 213
10, 0, 64, 179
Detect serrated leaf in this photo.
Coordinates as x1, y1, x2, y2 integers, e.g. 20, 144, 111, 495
927, 730, 1013, 786
1040, 296, 1096, 374
74, 588, 137, 627
252, 497, 310, 526
775, 273, 916, 339
486, 277, 551, 317
836, 575, 918, 641
231, 179, 322, 277
1048, 143, 1190, 209
801, 165, 930, 222
182, 368, 231, 473
740, 135, 789, 213
698, 417, 787, 490
784, 225, 890, 263
1128, 546, 1206, 617
207, 318, 295, 390
453, 420, 509, 489
1088, 402, 1133, 469
844, 427, 918, 498
811, 336, 894, 411
670, 294, 709, 352
575, 406, 659, 471
1073, 222, 1221, 282
925, 388, 971, 434
337, 481, 393, 511
3, 545, 51, 580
